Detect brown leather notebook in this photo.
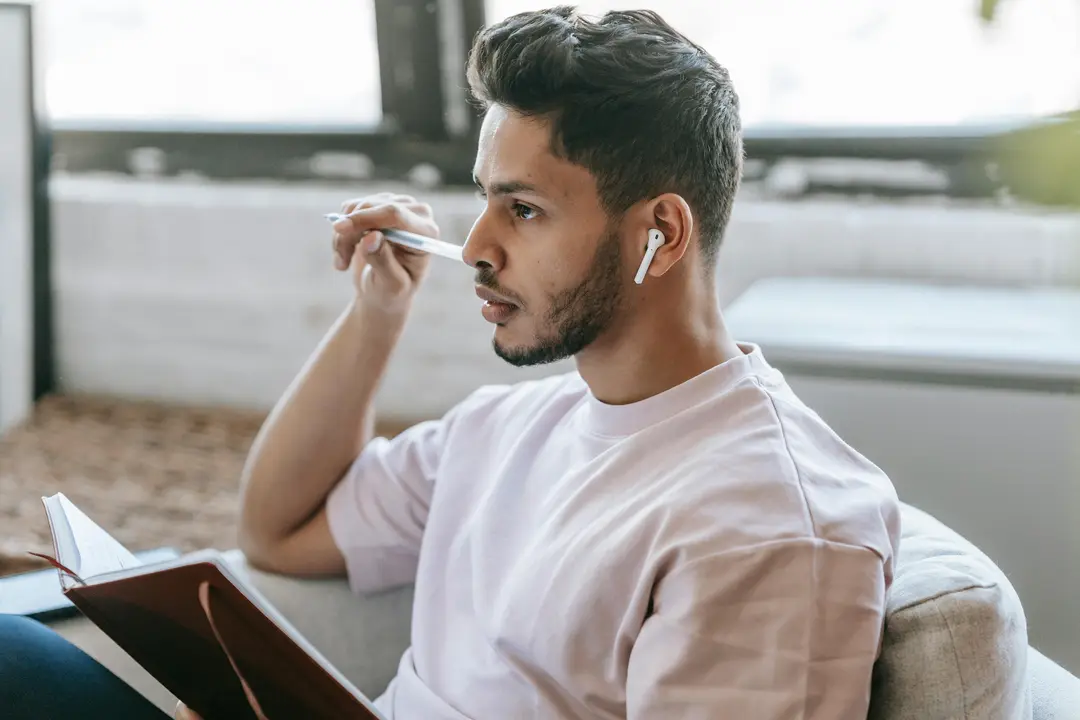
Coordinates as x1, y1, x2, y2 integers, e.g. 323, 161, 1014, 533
35, 493, 386, 720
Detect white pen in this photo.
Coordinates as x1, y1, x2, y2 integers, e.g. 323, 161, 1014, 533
324, 213, 465, 263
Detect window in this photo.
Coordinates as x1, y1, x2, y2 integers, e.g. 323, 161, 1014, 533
41, 0, 382, 125
41, 0, 1077, 198
486, 0, 1080, 127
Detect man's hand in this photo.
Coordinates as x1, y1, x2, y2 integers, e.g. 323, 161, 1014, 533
174, 701, 200, 719
331, 193, 438, 316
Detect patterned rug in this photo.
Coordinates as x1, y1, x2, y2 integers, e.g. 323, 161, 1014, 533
0, 394, 268, 578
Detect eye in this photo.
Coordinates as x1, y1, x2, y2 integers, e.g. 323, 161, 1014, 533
512, 202, 539, 221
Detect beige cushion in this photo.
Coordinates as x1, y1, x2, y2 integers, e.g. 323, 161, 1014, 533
869, 504, 1032, 719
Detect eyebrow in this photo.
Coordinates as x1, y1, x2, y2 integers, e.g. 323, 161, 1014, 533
472, 175, 540, 197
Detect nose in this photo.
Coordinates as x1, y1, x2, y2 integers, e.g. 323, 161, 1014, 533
462, 210, 506, 272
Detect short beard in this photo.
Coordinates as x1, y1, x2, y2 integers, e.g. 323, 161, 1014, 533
493, 228, 624, 367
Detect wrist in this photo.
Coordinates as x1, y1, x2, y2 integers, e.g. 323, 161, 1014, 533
347, 295, 411, 336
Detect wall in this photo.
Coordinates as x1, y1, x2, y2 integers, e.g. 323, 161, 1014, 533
50, 175, 1080, 422
0, 6, 34, 435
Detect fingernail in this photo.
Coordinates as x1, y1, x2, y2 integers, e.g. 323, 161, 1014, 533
332, 219, 351, 233
366, 233, 382, 253
334, 253, 346, 270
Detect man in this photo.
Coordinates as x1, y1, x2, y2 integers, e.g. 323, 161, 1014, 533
0, 6, 899, 719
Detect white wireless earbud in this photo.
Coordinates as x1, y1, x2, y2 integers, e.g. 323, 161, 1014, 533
634, 229, 666, 285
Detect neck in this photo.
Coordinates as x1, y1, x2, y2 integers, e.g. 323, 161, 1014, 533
575, 284, 742, 405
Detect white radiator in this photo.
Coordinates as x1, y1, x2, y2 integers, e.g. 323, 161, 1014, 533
727, 277, 1080, 674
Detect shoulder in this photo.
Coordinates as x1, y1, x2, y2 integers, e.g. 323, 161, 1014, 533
752, 374, 900, 551
655, 372, 900, 570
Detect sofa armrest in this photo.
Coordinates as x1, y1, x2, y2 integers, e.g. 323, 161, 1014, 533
222, 550, 413, 699
1030, 647, 1080, 720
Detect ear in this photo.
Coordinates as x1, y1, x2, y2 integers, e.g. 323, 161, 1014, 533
641, 193, 694, 279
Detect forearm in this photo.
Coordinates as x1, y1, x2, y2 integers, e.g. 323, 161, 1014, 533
237, 298, 406, 560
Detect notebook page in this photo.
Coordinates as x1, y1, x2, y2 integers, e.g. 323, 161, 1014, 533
52, 493, 142, 580
42, 494, 80, 581
88, 548, 221, 585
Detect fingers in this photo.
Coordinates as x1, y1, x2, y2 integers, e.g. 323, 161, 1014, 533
356, 230, 412, 293
175, 701, 201, 719
406, 201, 434, 219
331, 201, 439, 272
333, 230, 359, 271
332, 203, 438, 238
339, 194, 427, 216
331, 204, 403, 237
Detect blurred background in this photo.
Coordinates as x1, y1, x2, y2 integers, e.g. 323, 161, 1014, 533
1, 0, 1079, 672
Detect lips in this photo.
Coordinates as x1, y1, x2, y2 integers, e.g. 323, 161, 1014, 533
475, 286, 519, 325
474, 286, 517, 306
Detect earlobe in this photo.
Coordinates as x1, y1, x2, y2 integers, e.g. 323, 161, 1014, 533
633, 228, 666, 285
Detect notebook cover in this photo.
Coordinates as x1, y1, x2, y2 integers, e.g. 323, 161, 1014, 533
0, 548, 180, 621
65, 560, 381, 719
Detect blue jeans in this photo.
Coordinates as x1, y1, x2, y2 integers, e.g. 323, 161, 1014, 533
0, 613, 168, 719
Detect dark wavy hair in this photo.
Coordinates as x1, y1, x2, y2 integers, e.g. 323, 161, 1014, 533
466, 6, 743, 266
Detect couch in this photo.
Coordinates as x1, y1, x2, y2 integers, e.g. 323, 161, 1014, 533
57, 503, 1080, 718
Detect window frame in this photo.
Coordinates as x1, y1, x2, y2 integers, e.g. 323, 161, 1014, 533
44, 0, 1062, 198
49, 0, 486, 187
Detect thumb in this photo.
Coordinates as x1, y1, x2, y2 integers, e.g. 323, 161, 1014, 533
175, 701, 202, 720
359, 231, 410, 292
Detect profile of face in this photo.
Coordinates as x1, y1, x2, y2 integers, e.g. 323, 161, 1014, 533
464, 105, 632, 367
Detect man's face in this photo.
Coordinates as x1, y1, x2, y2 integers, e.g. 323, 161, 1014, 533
465, 105, 629, 367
